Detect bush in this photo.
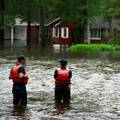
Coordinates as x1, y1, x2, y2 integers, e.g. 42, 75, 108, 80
108, 26, 120, 45
68, 44, 120, 52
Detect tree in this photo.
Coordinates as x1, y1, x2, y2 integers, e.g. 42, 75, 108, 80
12, 0, 32, 47
12, 0, 48, 47
104, 0, 120, 43
0, 0, 4, 45
107, 0, 120, 18
0, 0, 20, 46
35, 0, 47, 48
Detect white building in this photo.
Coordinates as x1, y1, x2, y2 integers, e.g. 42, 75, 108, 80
4, 18, 39, 46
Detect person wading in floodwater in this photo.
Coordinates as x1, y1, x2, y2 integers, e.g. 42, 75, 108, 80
54, 59, 72, 104
9, 55, 29, 106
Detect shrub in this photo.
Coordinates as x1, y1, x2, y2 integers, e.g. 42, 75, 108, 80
68, 44, 120, 52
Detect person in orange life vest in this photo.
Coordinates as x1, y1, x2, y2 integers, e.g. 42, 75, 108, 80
54, 59, 72, 104
9, 55, 29, 106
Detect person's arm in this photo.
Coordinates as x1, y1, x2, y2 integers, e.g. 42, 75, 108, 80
18, 67, 27, 78
54, 70, 58, 79
9, 69, 12, 79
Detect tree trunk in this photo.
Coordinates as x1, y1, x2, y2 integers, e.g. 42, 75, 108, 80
27, 21, 31, 48
39, 5, 46, 48
73, 27, 80, 44
26, 2, 31, 48
81, 0, 89, 44
0, 0, 4, 46
108, 18, 113, 42
79, 23, 86, 43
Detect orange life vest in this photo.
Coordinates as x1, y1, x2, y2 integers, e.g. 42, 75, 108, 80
10, 64, 29, 85
55, 68, 71, 85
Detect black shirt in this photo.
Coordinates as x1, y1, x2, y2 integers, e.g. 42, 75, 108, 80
18, 66, 25, 75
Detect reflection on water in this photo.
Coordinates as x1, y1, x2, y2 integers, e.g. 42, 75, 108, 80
0, 47, 120, 120
11, 106, 30, 120
54, 102, 71, 117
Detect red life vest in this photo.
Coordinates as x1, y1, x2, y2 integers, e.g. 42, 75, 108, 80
55, 68, 71, 85
10, 64, 29, 85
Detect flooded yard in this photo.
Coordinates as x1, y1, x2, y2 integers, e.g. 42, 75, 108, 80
0, 48, 120, 120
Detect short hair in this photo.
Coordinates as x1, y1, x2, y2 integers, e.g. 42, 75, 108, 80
59, 59, 68, 66
18, 55, 26, 62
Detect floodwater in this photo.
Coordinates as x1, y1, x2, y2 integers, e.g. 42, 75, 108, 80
0, 47, 120, 120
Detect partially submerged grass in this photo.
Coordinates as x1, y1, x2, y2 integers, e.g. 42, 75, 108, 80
68, 44, 120, 52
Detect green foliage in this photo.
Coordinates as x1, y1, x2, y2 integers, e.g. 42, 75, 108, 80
106, 0, 120, 18
110, 26, 120, 44
69, 44, 120, 52
11, 0, 37, 21
47, 0, 106, 25
0, 0, 119, 27
0, 0, 17, 29
0, 0, 48, 26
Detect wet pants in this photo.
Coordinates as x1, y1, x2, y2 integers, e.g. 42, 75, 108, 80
55, 85, 70, 103
13, 92, 27, 106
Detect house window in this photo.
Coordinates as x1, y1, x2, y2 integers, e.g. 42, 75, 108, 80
53, 27, 59, 38
91, 29, 101, 39
61, 27, 69, 38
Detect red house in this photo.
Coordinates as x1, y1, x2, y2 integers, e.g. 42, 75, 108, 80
46, 18, 74, 46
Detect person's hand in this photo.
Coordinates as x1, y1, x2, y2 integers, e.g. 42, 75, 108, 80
23, 74, 29, 80
23, 74, 28, 78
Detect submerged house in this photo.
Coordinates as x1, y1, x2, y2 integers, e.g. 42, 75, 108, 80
46, 18, 120, 45
4, 18, 52, 46
90, 19, 120, 44
4, 18, 40, 46
46, 18, 74, 46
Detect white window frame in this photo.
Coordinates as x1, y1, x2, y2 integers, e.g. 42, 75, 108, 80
91, 29, 102, 40
61, 27, 69, 38
53, 27, 59, 38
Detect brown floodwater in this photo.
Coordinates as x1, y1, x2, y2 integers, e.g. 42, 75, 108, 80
0, 47, 120, 120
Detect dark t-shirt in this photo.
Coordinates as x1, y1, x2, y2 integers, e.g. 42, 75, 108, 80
18, 66, 25, 75
12, 66, 26, 93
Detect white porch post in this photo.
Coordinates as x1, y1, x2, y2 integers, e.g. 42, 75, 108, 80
86, 20, 91, 44
11, 26, 14, 45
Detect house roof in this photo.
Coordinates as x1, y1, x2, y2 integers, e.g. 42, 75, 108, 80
15, 18, 40, 26
14, 18, 60, 27
45, 17, 61, 27
54, 22, 61, 27
91, 19, 120, 29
